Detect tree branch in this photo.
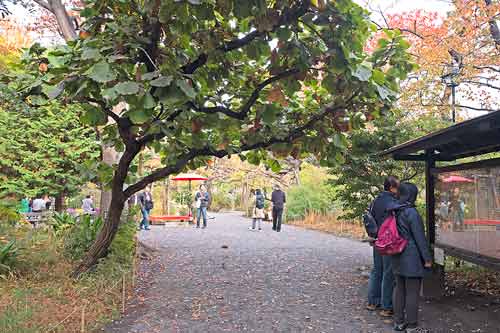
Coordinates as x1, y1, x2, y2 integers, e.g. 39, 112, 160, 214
84, 97, 121, 123
180, 1, 310, 74
124, 100, 351, 198
461, 80, 500, 91
193, 68, 300, 120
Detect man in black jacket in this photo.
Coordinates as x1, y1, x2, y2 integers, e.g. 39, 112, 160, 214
271, 185, 286, 232
367, 176, 399, 317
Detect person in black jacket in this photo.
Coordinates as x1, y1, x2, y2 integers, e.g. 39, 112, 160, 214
367, 176, 399, 317
390, 182, 432, 332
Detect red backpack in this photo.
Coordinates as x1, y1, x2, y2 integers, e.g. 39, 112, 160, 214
374, 214, 408, 255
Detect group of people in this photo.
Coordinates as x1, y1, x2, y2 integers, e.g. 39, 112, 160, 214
19, 195, 52, 213
367, 176, 432, 332
249, 184, 286, 232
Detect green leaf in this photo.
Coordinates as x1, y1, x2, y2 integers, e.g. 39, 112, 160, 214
376, 85, 395, 100
128, 109, 151, 124
176, 79, 196, 99
142, 71, 160, 81
114, 81, 140, 95
80, 105, 107, 126
144, 93, 156, 109
81, 48, 101, 60
261, 104, 280, 124
86, 61, 116, 83
267, 159, 281, 173
353, 64, 372, 82
28, 95, 48, 106
372, 69, 385, 85
42, 82, 65, 99
150, 75, 173, 87
102, 87, 118, 100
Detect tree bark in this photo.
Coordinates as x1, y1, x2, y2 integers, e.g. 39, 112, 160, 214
73, 146, 138, 278
47, 0, 77, 40
72, 192, 126, 278
54, 193, 64, 212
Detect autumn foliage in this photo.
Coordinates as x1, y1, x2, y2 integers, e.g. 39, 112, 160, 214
372, 1, 500, 117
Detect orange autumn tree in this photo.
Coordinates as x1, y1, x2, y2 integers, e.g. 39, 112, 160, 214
376, 0, 500, 118
0, 19, 31, 69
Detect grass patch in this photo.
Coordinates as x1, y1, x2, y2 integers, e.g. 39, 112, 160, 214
0, 215, 137, 332
288, 212, 366, 240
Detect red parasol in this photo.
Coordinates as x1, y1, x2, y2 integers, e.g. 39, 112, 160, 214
442, 175, 474, 183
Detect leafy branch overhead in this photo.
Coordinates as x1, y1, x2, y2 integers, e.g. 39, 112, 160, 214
9, 0, 412, 196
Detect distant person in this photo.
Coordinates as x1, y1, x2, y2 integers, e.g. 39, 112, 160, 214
390, 182, 432, 332
270, 185, 286, 232
250, 189, 265, 232
43, 195, 52, 210
138, 188, 154, 230
19, 197, 30, 213
450, 187, 465, 231
31, 195, 46, 213
195, 184, 210, 229
81, 195, 95, 215
367, 176, 399, 318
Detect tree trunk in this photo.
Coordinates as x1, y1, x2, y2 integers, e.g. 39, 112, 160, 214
72, 193, 126, 278
100, 146, 120, 217
47, 0, 77, 40
54, 193, 64, 212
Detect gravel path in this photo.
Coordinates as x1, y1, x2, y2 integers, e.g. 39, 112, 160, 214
106, 212, 389, 332
104, 212, 500, 333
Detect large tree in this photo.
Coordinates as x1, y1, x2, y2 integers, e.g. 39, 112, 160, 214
0, 99, 99, 208
7, 0, 413, 276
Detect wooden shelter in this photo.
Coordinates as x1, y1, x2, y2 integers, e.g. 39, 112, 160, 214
382, 111, 500, 294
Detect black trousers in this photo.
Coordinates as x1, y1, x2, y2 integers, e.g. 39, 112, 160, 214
393, 275, 422, 328
272, 207, 283, 231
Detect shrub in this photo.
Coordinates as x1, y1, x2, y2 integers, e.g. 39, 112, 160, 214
285, 164, 339, 221
49, 211, 76, 235
0, 201, 20, 226
0, 240, 18, 275
63, 215, 104, 260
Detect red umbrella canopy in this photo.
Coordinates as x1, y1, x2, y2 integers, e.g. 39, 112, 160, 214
442, 175, 474, 183
171, 173, 208, 181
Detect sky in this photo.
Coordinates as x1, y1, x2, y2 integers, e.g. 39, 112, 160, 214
356, 0, 452, 13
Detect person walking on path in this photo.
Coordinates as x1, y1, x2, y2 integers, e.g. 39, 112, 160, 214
250, 189, 265, 231
195, 184, 210, 229
270, 185, 286, 232
367, 176, 399, 317
81, 195, 95, 215
390, 182, 432, 332
138, 188, 154, 230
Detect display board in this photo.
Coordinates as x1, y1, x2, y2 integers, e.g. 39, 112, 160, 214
434, 165, 500, 260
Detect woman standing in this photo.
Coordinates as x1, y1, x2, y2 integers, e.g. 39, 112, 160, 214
250, 189, 265, 231
391, 182, 432, 332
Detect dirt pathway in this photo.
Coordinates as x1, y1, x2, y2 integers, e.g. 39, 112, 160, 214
105, 212, 500, 333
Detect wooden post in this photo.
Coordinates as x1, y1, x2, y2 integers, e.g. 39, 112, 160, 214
81, 302, 87, 333
122, 274, 126, 313
423, 152, 444, 299
166, 179, 170, 215
425, 153, 436, 244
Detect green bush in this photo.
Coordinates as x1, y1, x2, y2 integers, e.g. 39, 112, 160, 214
0, 240, 18, 275
285, 164, 339, 221
49, 212, 76, 235
63, 215, 104, 260
0, 201, 20, 226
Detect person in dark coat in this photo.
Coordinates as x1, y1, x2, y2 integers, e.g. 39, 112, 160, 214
390, 182, 432, 332
270, 185, 286, 232
367, 176, 399, 317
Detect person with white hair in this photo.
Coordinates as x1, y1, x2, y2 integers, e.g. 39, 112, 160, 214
270, 184, 286, 232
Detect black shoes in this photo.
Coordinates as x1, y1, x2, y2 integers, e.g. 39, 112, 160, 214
394, 323, 407, 331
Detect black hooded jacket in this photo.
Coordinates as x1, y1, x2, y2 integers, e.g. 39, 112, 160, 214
390, 183, 432, 277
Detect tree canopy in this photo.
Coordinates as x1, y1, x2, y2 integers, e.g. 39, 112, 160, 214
4, 0, 414, 275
